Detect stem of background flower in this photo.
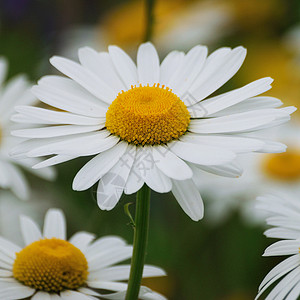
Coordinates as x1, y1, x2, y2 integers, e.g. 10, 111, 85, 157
125, 184, 151, 300
144, 0, 155, 42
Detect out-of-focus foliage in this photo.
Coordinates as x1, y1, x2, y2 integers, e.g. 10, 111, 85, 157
1, 0, 300, 299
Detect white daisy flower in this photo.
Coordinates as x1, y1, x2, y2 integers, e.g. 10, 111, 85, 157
256, 194, 300, 299
0, 58, 55, 200
0, 208, 166, 300
11, 42, 295, 221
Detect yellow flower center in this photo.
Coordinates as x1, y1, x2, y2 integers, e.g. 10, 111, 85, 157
262, 150, 300, 181
106, 84, 190, 145
13, 238, 88, 293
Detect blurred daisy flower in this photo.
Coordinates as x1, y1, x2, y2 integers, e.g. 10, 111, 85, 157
100, 0, 231, 54
256, 193, 300, 299
11, 42, 295, 221
0, 208, 166, 299
196, 123, 300, 224
0, 57, 55, 200
237, 42, 300, 117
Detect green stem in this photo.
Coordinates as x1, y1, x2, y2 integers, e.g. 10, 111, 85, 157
125, 184, 151, 300
125, 1, 154, 298
144, 0, 155, 42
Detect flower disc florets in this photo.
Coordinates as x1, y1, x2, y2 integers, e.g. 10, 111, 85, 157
262, 150, 300, 181
106, 84, 190, 145
13, 238, 88, 293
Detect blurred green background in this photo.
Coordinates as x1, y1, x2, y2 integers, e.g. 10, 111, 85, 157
1, 0, 300, 299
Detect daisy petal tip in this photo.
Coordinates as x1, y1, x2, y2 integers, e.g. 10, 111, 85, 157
31, 84, 38, 92
47, 208, 64, 216
108, 45, 120, 52
141, 41, 155, 47
155, 267, 167, 277
262, 250, 271, 257
289, 106, 297, 114
78, 46, 92, 54
97, 203, 115, 211
49, 56, 64, 67
32, 162, 44, 169
190, 211, 204, 222
72, 179, 86, 192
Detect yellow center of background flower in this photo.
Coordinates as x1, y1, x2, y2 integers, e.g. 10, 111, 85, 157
106, 84, 190, 145
13, 238, 88, 293
262, 150, 300, 181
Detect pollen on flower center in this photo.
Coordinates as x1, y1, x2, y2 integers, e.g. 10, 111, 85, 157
262, 150, 300, 181
13, 238, 88, 293
105, 84, 190, 145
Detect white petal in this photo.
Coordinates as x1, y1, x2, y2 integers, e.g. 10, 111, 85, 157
265, 266, 300, 300
15, 157, 56, 181
69, 231, 96, 253
32, 76, 107, 117
144, 164, 172, 193
191, 161, 243, 178
89, 264, 165, 281
14, 105, 103, 125
73, 142, 128, 191
50, 294, 61, 300
180, 133, 265, 153
0, 258, 13, 270
20, 215, 42, 246
0, 279, 35, 299
255, 140, 286, 153
258, 255, 299, 293
152, 145, 193, 180
0, 251, 14, 266
0, 75, 31, 121
168, 45, 207, 98
28, 132, 117, 157
169, 140, 236, 165
171, 179, 204, 221
109, 45, 138, 89
285, 279, 300, 300
33, 154, 77, 169
188, 77, 273, 117
78, 287, 101, 296
138, 148, 172, 193
0, 161, 10, 189
11, 132, 87, 157
97, 146, 136, 210
139, 288, 167, 300
265, 228, 300, 240
263, 240, 300, 256
0, 236, 21, 258
159, 51, 184, 86
2, 162, 29, 201
32, 291, 51, 300
124, 148, 145, 194
43, 209, 66, 240
190, 46, 247, 101
137, 42, 160, 86
189, 109, 291, 134
0, 270, 13, 277
78, 47, 125, 92
50, 56, 116, 104
87, 245, 133, 271
60, 290, 94, 300
87, 280, 127, 292
12, 124, 103, 139
208, 96, 283, 117
85, 236, 127, 258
